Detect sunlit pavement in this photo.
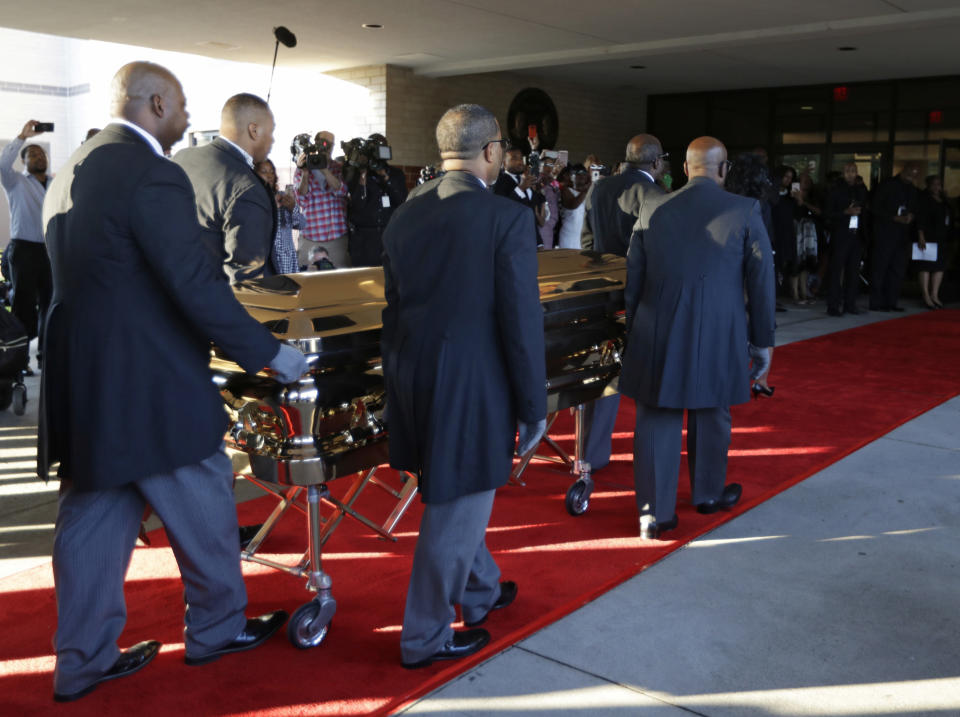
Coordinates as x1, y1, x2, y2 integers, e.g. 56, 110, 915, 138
400, 299, 960, 717
2, 299, 958, 716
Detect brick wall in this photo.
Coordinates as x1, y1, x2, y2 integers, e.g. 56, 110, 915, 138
382, 65, 647, 169
324, 65, 388, 141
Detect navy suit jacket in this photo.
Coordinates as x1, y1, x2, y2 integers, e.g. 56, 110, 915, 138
381, 171, 546, 503
39, 124, 279, 489
619, 177, 776, 409
174, 138, 275, 283
581, 167, 664, 256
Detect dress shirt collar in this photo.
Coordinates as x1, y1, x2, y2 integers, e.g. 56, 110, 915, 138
111, 118, 163, 157
637, 168, 656, 183
218, 136, 254, 168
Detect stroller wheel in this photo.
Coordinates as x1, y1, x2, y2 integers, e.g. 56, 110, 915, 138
12, 383, 26, 416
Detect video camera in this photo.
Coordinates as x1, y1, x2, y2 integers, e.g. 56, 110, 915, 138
291, 132, 332, 170
341, 135, 393, 173
418, 166, 445, 185
525, 151, 541, 179
590, 164, 611, 182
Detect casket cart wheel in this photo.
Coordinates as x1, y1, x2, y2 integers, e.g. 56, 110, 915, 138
565, 478, 592, 516
0, 384, 12, 411
12, 383, 27, 416
288, 599, 333, 649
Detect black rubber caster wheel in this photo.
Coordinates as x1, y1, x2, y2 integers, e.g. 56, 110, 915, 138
565, 480, 591, 516
287, 601, 331, 649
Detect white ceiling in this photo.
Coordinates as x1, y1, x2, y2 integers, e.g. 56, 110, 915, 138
3, 0, 960, 93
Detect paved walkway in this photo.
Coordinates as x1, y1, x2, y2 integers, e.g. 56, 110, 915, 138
2, 299, 957, 716
399, 300, 960, 717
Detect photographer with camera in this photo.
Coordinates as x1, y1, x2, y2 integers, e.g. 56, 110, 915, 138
1, 119, 54, 374
493, 147, 545, 248
341, 133, 407, 267
292, 130, 349, 270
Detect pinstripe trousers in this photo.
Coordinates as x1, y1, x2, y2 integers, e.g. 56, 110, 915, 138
52, 448, 247, 695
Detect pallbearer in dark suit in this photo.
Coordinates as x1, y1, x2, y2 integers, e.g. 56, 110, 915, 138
382, 104, 546, 669
621, 137, 775, 540
40, 62, 306, 702
578, 135, 666, 474
173, 93, 277, 283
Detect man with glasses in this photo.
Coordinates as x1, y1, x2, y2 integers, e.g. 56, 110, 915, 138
577, 134, 667, 477
621, 136, 776, 540
381, 104, 546, 669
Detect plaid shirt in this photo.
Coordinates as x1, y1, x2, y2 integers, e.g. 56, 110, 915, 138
294, 161, 348, 243
271, 204, 302, 274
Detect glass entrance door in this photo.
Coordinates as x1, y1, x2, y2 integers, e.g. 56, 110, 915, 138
940, 140, 960, 201
828, 145, 885, 191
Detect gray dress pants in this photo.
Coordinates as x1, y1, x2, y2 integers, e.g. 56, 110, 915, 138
632, 404, 732, 522
400, 489, 502, 664
52, 449, 247, 695
583, 394, 621, 471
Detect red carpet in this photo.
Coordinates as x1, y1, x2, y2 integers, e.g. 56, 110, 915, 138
2, 311, 958, 715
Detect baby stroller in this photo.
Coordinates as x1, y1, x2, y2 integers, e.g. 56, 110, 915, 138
0, 309, 29, 415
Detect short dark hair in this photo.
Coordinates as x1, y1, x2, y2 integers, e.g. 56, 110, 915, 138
626, 142, 662, 167
436, 104, 499, 159
20, 144, 41, 162
222, 93, 270, 125
725, 152, 773, 201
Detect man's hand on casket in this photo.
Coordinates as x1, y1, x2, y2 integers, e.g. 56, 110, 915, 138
516, 418, 547, 456
268, 343, 309, 383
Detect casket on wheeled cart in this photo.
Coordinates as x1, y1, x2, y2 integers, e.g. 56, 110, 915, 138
210, 249, 626, 649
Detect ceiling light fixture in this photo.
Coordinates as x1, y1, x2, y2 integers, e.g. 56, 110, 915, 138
362, 23, 383, 29
801, 105, 814, 111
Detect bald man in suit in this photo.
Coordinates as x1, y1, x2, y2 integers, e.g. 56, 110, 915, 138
620, 137, 775, 540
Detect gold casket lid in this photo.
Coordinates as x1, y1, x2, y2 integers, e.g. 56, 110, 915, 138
230, 249, 626, 340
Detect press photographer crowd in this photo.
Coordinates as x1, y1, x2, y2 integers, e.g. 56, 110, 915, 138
0, 59, 956, 701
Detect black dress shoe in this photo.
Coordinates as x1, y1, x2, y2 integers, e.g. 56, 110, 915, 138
464, 581, 517, 627
238, 523, 264, 550
53, 640, 161, 702
640, 513, 678, 540
696, 483, 743, 515
401, 628, 491, 669
826, 307, 843, 317
185, 611, 288, 665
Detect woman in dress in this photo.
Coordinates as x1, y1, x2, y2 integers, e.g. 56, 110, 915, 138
556, 164, 590, 250
916, 175, 954, 308
254, 158, 302, 274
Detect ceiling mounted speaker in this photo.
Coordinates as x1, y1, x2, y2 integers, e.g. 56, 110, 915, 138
507, 88, 559, 151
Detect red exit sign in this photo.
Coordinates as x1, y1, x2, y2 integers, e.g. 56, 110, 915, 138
833, 86, 849, 102
929, 110, 943, 124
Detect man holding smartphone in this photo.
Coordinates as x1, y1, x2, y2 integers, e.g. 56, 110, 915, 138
1, 120, 54, 374
825, 162, 869, 316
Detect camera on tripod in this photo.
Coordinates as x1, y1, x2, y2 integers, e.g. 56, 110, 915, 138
291, 132, 332, 170
341, 135, 393, 173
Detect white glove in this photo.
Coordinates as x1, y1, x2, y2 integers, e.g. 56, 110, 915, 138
516, 418, 547, 456
748, 343, 772, 382
268, 343, 308, 383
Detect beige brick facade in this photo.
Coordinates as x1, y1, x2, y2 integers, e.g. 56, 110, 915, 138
327, 64, 647, 171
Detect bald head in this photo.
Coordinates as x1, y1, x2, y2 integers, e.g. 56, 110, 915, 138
625, 134, 662, 165
220, 93, 275, 163
111, 62, 178, 119
110, 61, 189, 152
685, 136, 728, 184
